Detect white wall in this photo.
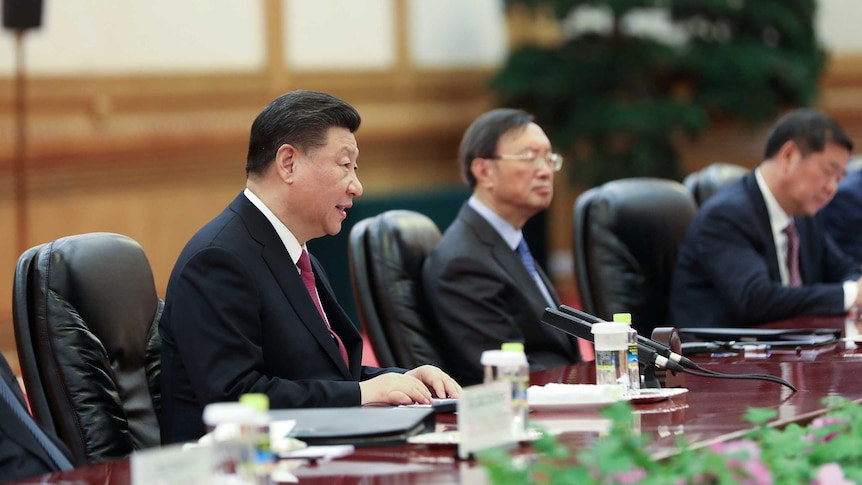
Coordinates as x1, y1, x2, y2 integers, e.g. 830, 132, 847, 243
285, 0, 395, 70
0, 0, 857, 76
0, 0, 264, 75
817, 0, 862, 51
407, 0, 506, 68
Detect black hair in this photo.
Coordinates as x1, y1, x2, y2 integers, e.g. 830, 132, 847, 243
763, 108, 853, 160
246, 90, 361, 175
458, 108, 534, 188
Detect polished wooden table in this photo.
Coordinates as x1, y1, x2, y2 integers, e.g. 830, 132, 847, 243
10, 315, 862, 485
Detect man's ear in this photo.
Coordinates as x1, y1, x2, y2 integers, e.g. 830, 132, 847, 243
275, 143, 299, 182
471, 157, 492, 187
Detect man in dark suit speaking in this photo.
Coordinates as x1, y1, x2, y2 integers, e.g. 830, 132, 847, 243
423, 108, 581, 386
159, 90, 459, 444
669, 108, 862, 328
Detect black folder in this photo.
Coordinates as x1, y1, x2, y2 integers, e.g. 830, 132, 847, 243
677, 327, 840, 347
269, 407, 435, 446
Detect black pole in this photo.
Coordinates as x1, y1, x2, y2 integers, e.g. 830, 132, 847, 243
12, 28, 27, 256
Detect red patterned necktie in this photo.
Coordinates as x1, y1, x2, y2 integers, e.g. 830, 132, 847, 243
297, 250, 349, 365
784, 222, 801, 287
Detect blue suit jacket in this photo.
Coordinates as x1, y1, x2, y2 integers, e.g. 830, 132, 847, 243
160, 193, 402, 444
819, 169, 862, 264
0, 354, 73, 481
422, 204, 579, 386
669, 172, 861, 327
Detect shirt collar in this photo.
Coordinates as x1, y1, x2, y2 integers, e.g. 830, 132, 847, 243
467, 195, 523, 250
754, 168, 793, 233
243, 188, 305, 266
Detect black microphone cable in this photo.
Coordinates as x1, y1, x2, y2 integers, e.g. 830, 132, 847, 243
675, 366, 797, 392
559, 305, 783, 378
549, 306, 798, 392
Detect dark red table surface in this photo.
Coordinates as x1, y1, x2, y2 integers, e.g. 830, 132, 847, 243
10, 314, 862, 485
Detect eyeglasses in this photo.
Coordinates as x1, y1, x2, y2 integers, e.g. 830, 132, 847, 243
488, 151, 564, 172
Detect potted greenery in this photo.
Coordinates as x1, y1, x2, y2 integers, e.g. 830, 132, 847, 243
490, 0, 825, 185
481, 397, 861, 484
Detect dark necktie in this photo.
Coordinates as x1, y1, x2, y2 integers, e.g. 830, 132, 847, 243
784, 222, 801, 287
516, 238, 556, 307
297, 250, 349, 366
516, 238, 538, 278
0, 376, 73, 471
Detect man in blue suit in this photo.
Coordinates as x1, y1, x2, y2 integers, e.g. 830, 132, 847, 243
159, 90, 460, 444
669, 108, 862, 328
819, 167, 862, 265
0, 353, 73, 481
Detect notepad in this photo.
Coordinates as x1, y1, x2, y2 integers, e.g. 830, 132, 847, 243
269, 407, 435, 446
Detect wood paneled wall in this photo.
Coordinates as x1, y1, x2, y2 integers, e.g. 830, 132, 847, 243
1, 49, 861, 352
0, 67, 496, 351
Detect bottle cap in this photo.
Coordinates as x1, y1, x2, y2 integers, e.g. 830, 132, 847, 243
591, 321, 629, 351
202, 401, 258, 426
612, 313, 632, 324
501, 342, 525, 353
590, 321, 629, 335
481, 349, 528, 366
239, 393, 270, 412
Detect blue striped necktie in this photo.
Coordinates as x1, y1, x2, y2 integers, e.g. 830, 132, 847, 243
516, 238, 556, 307
516, 239, 538, 277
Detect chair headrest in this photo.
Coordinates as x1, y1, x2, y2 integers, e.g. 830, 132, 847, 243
575, 178, 697, 335
683, 162, 749, 206
38, 232, 159, 365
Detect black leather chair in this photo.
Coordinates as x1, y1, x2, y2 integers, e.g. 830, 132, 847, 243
348, 210, 446, 369
12, 243, 50, 428
683, 162, 749, 206
12, 232, 163, 465
573, 178, 697, 337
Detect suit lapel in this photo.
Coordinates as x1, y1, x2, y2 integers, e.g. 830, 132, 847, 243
231, 196, 353, 379
461, 205, 558, 307
795, 217, 814, 284
310, 254, 362, 378
742, 174, 782, 282
536, 265, 561, 305
0, 360, 58, 470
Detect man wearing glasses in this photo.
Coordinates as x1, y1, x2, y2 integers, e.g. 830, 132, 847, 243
422, 108, 581, 386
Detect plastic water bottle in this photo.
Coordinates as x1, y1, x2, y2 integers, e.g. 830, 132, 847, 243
202, 401, 260, 483
239, 393, 275, 466
614, 313, 640, 395
591, 320, 629, 393
481, 343, 529, 439
203, 396, 273, 484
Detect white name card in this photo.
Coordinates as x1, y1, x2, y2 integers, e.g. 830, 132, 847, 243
457, 382, 516, 459
131, 443, 216, 485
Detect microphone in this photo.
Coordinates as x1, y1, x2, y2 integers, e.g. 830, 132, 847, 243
558, 305, 699, 370
542, 307, 685, 373
553, 306, 798, 392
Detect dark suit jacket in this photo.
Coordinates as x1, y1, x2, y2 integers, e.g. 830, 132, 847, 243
160, 193, 402, 444
669, 172, 861, 327
422, 204, 580, 386
0, 354, 73, 482
819, 169, 862, 264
